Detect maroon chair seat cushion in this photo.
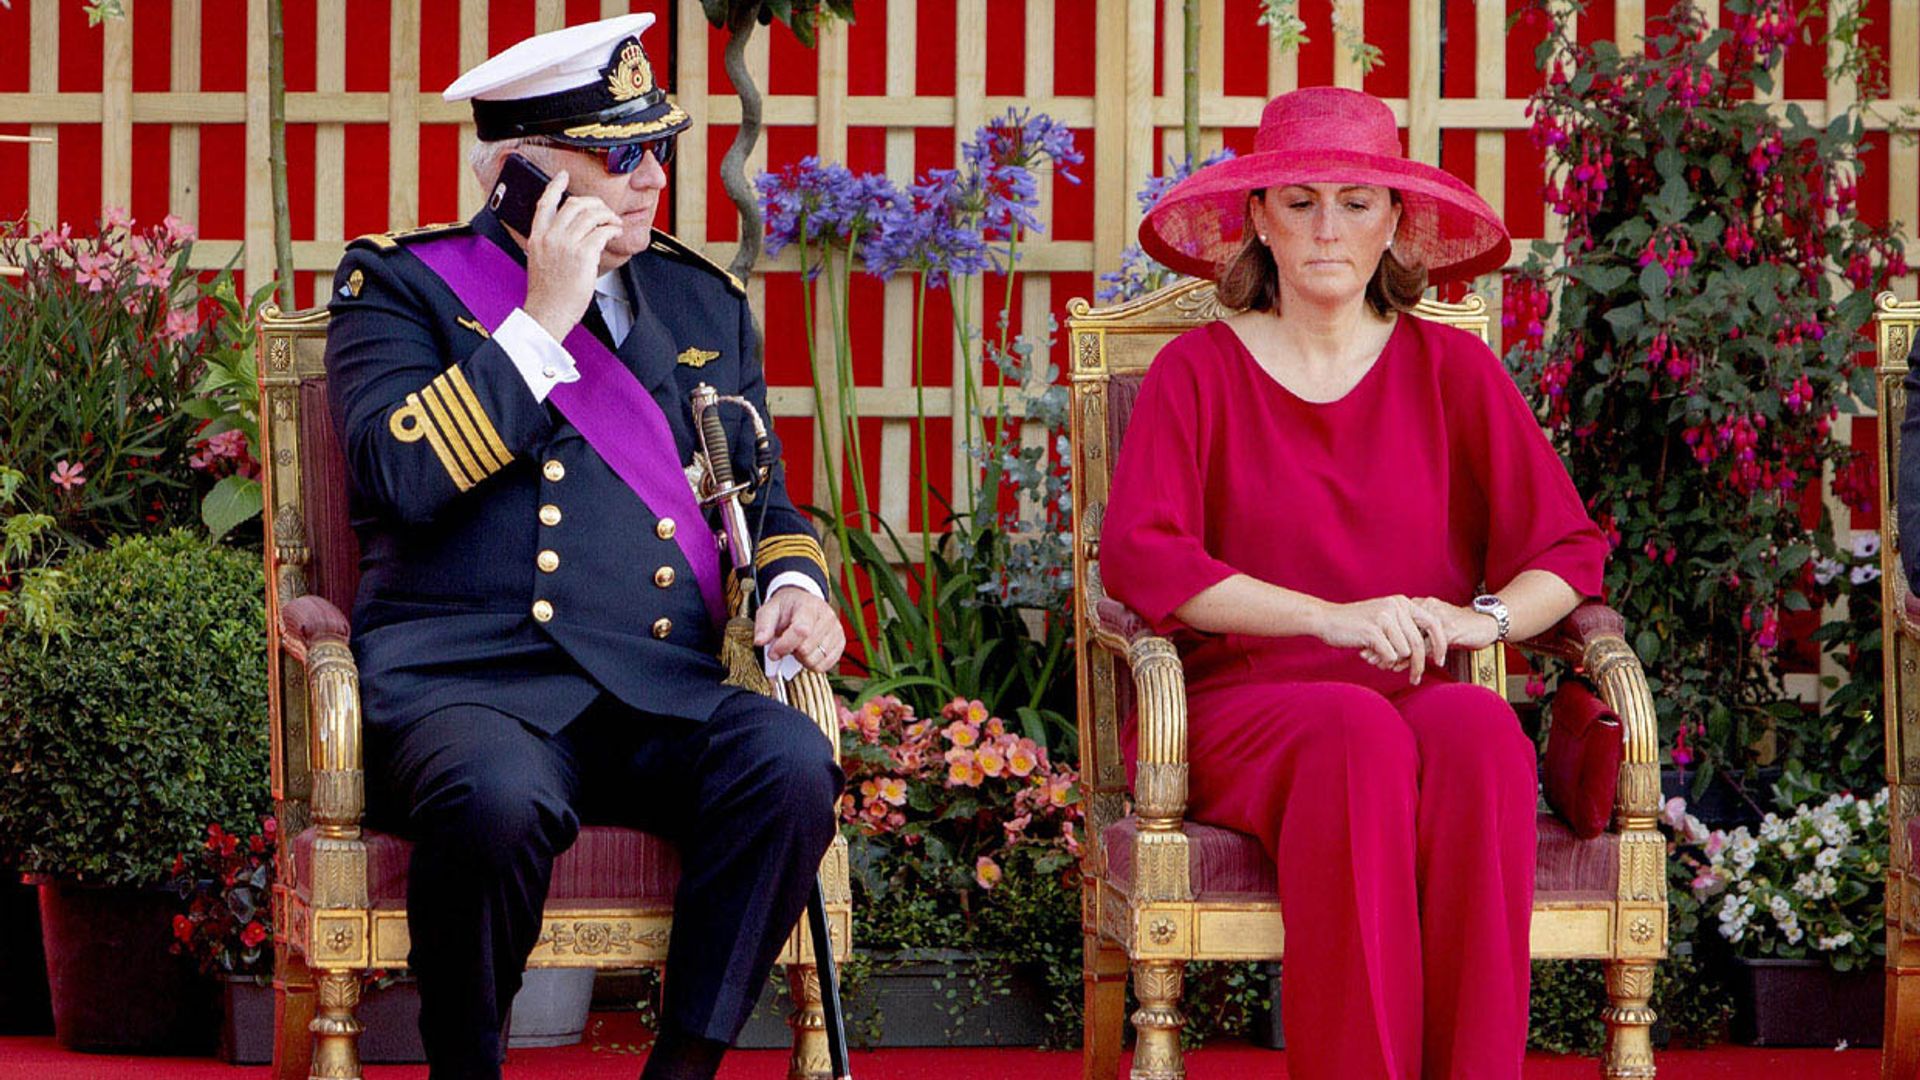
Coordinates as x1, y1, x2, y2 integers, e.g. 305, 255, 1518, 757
1101, 811, 1619, 905
291, 825, 680, 910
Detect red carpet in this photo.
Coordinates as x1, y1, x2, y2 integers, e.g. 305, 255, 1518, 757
0, 1010, 1886, 1078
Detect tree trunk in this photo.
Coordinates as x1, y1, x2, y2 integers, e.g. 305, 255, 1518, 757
268, 0, 293, 310
721, 6, 764, 282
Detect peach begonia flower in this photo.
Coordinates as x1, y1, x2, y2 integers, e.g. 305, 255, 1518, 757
50, 460, 86, 491
1002, 812, 1031, 840
945, 749, 984, 788
985, 716, 1006, 737
966, 701, 988, 725
1007, 738, 1040, 777
1044, 774, 1075, 808
976, 743, 1006, 778
876, 776, 908, 806
944, 720, 980, 748
974, 856, 1003, 890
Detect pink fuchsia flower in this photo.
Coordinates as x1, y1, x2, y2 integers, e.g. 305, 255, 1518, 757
49, 459, 86, 491
974, 856, 1003, 890
73, 249, 116, 292
1524, 674, 1547, 699
1670, 725, 1693, 768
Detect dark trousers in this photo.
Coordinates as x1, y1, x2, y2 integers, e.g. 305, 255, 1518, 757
368, 690, 843, 1080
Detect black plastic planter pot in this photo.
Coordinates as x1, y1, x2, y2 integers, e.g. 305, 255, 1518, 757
35, 878, 217, 1053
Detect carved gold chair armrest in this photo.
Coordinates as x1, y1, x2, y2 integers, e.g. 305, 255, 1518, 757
1084, 565, 1194, 905
1518, 602, 1664, 834
279, 594, 369, 913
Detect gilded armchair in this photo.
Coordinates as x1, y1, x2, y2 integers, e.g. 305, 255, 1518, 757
1066, 279, 1668, 1079
254, 305, 851, 1080
1873, 291, 1920, 1077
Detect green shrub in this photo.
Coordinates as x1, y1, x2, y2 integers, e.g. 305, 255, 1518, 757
0, 530, 269, 886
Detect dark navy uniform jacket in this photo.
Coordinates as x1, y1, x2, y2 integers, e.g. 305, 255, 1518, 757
323, 208, 828, 734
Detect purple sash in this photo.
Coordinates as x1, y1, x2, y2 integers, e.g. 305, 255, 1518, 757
409, 233, 725, 628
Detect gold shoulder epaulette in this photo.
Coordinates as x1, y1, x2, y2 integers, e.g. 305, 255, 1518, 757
649, 230, 747, 298
348, 221, 471, 253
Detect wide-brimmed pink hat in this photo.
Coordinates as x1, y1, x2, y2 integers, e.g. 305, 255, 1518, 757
1140, 87, 1511, 284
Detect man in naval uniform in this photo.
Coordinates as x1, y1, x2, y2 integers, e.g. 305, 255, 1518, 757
322, 15, 844, 1080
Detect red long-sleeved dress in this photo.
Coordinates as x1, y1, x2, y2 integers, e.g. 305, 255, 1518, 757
1101, 314, 1607, 1079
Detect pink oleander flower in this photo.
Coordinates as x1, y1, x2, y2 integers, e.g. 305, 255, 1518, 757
974, 856, 1002, 890
73, 249, 116, 292
50, 459, 86, 492
159, 306, 198, 344
161, 212, 197, 245
32, 223, 71, 252
101, 205, 134, 232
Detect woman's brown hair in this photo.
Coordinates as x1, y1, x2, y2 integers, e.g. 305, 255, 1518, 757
1215, 188, 1428, 316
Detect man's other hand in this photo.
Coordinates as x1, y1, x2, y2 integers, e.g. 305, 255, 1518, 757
754, 587, 845, 673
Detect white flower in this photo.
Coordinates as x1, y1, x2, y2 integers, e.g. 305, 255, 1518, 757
1769, 895, 1793, 920
1813, 556, 1844, 585
1815, 847, 1840, 870
1793, 872, 1821, 898
1851, 563, 1882, 585
1759, 816, 1788, 842
1785, 925, 1805, 944
1852, 532, 1881, 559
1834, 931, 1854, 948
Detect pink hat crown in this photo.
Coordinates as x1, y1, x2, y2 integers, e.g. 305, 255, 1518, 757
1253, 87, 1401, 159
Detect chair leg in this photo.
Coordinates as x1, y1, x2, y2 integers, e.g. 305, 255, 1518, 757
271, 952, 317, 1080
309, 970, 364, 1080
1082, 932, 1129, 1080
1600, 959, 1657, 1079
784, 963, 832, 1080
1128, 959, 1185, 1080
1885, 963, 1920, 1078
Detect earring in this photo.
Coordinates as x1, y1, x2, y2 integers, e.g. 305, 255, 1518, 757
1258, 233, 1268, 243
1385, 238, 1394, 252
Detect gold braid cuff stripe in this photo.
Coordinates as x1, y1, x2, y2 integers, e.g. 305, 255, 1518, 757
386, 369, 513, 491
755, 534, 828, 575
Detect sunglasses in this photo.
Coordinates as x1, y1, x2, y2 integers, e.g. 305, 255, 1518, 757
594, 134, 677, 173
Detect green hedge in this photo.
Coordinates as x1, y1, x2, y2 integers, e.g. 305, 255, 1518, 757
0, 531, 269, 886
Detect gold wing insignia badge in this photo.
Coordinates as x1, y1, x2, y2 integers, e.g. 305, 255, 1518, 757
676, 347, 721, 368
456, 316, 490, 339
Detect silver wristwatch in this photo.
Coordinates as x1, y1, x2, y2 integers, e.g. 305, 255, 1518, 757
1471, 594, 1511, 642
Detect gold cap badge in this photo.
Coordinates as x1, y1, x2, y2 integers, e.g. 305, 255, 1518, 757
605, 40, 655, 102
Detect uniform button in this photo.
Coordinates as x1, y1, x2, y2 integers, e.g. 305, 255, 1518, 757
651, 617, 672, 639
539, 504, 562, 527
541, 367, 558, 379
532, 600, 554, 623
543, 459, 566, 482
653, 566, 675, 588
655, 518, 676, 540
537, 550, 560, 573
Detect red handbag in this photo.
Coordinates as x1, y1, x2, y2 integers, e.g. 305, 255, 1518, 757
1543, 678, 1625, 839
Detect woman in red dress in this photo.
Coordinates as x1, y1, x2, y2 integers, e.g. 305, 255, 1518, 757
1103, 88, 1609, 1078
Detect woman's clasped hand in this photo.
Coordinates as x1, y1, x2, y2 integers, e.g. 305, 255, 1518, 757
1318, 594, 1500, 683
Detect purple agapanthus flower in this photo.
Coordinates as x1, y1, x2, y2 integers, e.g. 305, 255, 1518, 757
864, 168, 990, 288
964, 108, 1084, 185
756, 156, 862, 272
1136, 148, 1238, 216
824, 172, 909, 261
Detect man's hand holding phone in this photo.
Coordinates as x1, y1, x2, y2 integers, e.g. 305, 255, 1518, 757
518, 166, 624, 343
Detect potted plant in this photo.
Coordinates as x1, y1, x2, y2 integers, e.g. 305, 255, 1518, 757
1503, 0, 1908, 812
0, 530, 270, 1052
1692, 787, 1889, 1045
168, 819, 277, 1062
734, 695, 1083, 1047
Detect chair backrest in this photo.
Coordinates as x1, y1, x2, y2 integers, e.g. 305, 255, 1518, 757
255, 305, 358, 842
1063, 279, 1494, 869
1873, 293, 1920, 929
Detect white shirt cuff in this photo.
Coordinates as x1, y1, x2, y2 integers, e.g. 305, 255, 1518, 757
763, 572, 827, 681
493, 308, 581, 403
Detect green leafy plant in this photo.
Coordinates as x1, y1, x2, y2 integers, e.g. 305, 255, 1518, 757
0, 465, 69, 640
1503, 0, 1907, 792
0, 530, 270, 886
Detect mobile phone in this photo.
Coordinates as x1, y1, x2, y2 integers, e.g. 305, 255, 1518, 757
490, 153, 567, 237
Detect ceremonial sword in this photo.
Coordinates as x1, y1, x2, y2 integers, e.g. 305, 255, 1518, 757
690, 382, 853, 1080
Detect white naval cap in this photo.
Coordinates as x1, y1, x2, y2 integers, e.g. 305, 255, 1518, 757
443, 13, 689, 147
